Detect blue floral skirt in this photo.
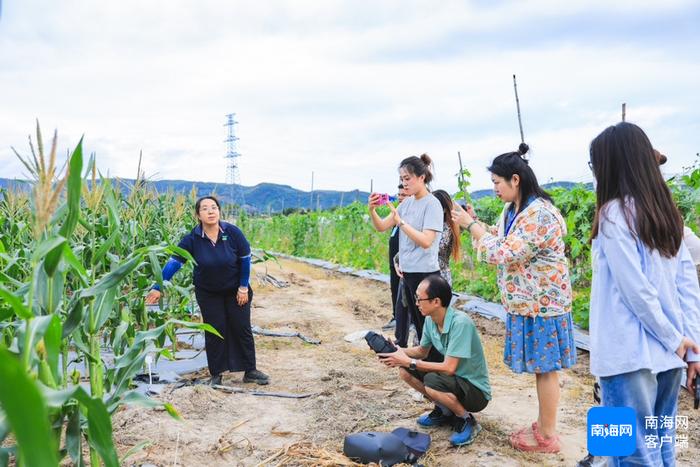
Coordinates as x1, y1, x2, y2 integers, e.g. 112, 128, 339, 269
504, 312, 577, 374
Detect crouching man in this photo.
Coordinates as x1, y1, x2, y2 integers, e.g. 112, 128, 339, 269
379, 274, 492, 446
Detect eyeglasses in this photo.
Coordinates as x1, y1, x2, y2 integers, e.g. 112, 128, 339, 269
199, 206, 219, 212
414, 295, 434, 303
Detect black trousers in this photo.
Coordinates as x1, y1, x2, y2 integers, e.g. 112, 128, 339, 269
398, 271, 443, 363
194, 287, 256, 376
389, 232, 400, 317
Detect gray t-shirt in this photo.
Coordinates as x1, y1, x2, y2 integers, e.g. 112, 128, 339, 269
397, 194, 443, 272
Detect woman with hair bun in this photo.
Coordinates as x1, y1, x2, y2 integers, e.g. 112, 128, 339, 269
452, 143, 575, 453
369, 154, 444, 360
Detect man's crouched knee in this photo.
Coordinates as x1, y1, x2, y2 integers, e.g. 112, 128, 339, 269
424, 373, 489, 413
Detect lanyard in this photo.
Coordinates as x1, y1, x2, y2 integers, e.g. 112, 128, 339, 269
503, 197, 535, 237
504, 208, 517, 237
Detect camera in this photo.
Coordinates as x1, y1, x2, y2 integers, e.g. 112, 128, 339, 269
365, 331, 397, 354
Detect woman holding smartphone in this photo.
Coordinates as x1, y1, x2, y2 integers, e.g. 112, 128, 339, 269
368, 154, 443, 358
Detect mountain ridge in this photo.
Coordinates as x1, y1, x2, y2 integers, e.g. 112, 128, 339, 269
0, 177, 590, 212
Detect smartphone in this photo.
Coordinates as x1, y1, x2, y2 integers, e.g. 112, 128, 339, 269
377, 193, 396, 205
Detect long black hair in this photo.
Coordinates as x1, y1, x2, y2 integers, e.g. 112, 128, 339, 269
432, 189, 461, 260
589, 122, 683, 258
487, 143, 552, 214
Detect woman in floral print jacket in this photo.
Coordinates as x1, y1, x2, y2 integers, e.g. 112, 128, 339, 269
452, 143, 576, 454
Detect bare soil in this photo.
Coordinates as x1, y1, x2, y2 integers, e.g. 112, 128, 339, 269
113, 258, 700, 466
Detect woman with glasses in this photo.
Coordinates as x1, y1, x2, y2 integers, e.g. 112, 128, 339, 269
588, 123, 700, 466
369, 154, 443, 359
146, 196, 269, 386
452, 143, 575, 453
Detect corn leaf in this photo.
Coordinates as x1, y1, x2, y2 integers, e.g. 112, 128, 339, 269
42, 315, 62, 384
62, 244, 89, 287
79, 255, 144, 299
91, 288, 117, 334
62, 298, 85, 339
34, 236, 66, 277
92, 229, 119, 268
169, 319, 222, 338
163, 403, 182, 421
65, 405, 83, 467
42, 385, 118, 467
0, 286, 31, 319
40, 234, 66, 279
23, 315, 56, 364
58, 137, 83, 239
119, 440, 152, 465
0, 347, 58, 467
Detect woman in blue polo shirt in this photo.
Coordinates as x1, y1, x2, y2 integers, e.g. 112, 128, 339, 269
146, 196, 269, 386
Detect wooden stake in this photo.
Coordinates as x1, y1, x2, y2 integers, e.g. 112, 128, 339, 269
622, 103, 626, 122
513, 74, 525, 144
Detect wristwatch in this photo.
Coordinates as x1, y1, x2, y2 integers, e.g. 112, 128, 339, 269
409, 359, 417, 371
399, 219, 406, 227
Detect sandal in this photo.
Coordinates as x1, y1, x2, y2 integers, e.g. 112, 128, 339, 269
508, 421, 536, 444
510, 423, 561, 453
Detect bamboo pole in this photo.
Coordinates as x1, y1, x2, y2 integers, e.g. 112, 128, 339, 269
513, 74, 525, 144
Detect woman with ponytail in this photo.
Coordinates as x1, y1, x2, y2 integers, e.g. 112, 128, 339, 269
452, 143, 575, 453
588, 123, 700, 466
369, 154, 444, 357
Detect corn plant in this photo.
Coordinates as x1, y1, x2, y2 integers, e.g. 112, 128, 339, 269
0, 125, 219, 467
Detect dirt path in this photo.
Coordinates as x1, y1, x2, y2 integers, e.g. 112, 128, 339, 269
114, 258, 700, 466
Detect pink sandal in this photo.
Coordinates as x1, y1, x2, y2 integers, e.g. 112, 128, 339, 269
509, 422, 561, 453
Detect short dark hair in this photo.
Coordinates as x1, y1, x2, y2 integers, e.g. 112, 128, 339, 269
421, 274, 452, 308
487, 143, 552, 213
195, 196, 221, 224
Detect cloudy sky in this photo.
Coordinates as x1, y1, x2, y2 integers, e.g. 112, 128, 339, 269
1, 0, 699, 193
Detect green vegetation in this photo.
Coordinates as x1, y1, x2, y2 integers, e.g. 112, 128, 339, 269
0, 126, 217, 467
246, 159, 700, 330
0, 124, 697, 465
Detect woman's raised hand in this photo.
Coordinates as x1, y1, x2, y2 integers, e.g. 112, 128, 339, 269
451, 202, 473, 228
388, 202, 402, 226
368, 192, 382, 209
145, 289, 161, 305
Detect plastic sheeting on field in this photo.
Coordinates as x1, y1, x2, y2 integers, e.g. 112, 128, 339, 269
259, 250, 591, 351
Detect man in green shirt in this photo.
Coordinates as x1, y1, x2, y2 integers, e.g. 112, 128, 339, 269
379, 274, 492, 446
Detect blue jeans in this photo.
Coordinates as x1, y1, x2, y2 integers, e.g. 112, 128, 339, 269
600, 368, 682, 466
